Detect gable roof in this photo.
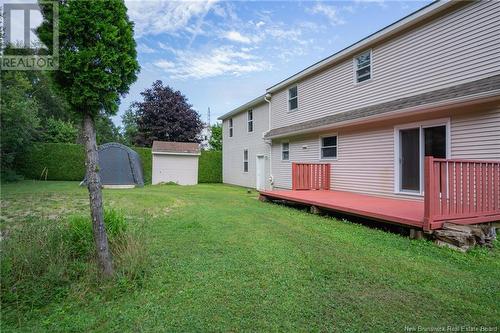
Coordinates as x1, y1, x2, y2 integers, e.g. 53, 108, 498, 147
264, 75, 500, 139
152, 141, 200, 155
218, 94, 266, 121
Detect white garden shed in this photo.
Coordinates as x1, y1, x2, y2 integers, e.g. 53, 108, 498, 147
152, 141, 201, 185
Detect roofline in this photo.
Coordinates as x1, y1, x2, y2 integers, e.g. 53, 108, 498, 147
218, 94, 266, 120
266, 0, 456, 93
264, 90, 500, 139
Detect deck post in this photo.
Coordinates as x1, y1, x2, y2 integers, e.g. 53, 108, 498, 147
423, 156, 434, 231
292, 163, 297, 191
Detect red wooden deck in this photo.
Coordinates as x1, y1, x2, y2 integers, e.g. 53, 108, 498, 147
260, 190, 424, 228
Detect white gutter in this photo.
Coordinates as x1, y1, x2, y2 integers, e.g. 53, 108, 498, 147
265, 90, 500, 139
266, 0, 453, 93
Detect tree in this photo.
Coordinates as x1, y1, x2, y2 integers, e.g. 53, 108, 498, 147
133, 81, 203, 147
39, 117, 78, 143
95, 114, 123, 145
0, 71, 40, 178
208, 123, 222, 151
38, 0, 139, 276
121, 107, 138, 146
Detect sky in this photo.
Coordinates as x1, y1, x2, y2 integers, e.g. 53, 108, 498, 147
3, 0, 433, 126
121, 0, 433, 126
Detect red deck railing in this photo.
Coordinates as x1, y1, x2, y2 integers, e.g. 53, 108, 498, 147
292, 163, 331, 191
424, 156, 500, 230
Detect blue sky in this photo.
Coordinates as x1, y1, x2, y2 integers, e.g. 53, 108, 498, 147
88, 1, 437, 125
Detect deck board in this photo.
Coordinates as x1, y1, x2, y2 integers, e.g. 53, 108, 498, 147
260, 190, 424, 228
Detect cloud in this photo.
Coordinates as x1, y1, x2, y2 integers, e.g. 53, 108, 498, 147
125, 0, 218, 37
223, 31, 259, 44
154, 46, 271, 79
309, 3, 345, 25
137, 43, 156, 54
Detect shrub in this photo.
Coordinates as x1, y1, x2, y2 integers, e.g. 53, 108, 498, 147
1, 210, 148, 314
132, 147, 152, 185
17, 143, 85, 180
198, 150, 222, 183
66, 209, 128, 258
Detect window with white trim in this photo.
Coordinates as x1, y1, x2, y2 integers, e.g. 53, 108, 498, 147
288, 86, 298, 111
229, 118, 233, 137
281, 142, 289, 160
247, 110, 253, 132
354, 50, 371, 83
321, 136, 337, 159
243, 149, 248, 172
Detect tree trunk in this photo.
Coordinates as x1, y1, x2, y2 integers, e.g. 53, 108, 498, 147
82, 112, 114, 277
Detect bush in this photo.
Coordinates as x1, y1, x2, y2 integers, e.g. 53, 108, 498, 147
66, 209, 127, 258
17, 143, 85, 180
198, 150, 222, 183
17, 143, 153, 184
1, 210, 148, 314
132, 147, 152, 185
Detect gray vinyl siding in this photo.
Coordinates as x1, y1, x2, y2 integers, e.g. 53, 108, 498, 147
271, 1, 500, 129
271, 107, 500, 200
222, 102, 270, 188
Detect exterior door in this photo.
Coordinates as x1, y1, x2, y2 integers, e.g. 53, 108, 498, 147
256, 155, 266, 190
398, 124, 447, 193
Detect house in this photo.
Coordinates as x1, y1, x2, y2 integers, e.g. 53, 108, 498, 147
218, 0, 500, 231
152, 141, 200, 185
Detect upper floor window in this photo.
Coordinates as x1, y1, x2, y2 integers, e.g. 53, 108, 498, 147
247, 110, 253, 132
288, 86, 298, 111
281, 142, 289, 160
243, 149, 249, 172
354, 50, 371, 83
229, 118, 233, 137
321, 135, 337, 159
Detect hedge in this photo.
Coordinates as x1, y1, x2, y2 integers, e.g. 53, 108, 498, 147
17, 143, 221, 184
18, 143, 86, 181
198, 150, 222, 183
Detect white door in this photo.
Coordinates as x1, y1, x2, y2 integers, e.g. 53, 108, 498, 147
256, 155, 266, 190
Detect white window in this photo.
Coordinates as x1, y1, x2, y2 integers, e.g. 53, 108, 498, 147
247, 110, 253, 132
281, 142, 290, 160
354, 50, 371, 83
320, 136, 337, 159
288, 86, 298, 111
229, 118, 233, 137
243, 149, 248, 172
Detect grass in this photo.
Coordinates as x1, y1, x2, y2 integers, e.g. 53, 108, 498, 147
1, 181, 499, 332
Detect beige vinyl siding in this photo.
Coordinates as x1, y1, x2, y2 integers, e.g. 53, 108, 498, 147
271, 107, 500, 200
222, 102, 270, 188
152, 154, 199, 185
271, 1, 500, 129
271, 127, 404, 199
451, 107, 500, 160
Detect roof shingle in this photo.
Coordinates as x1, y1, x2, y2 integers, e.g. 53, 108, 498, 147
152, 141, 200, 154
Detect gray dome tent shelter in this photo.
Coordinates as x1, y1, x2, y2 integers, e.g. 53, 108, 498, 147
82, 143, 144, 188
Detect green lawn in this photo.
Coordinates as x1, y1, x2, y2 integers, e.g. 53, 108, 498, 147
1, 181, 499, 332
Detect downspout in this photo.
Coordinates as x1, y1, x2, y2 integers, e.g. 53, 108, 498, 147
264, 93, 273, 189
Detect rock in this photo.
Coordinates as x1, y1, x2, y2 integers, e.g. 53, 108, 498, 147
433, 223, 497, 251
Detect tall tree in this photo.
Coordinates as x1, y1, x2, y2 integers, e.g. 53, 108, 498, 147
38, 0, 139, 276
133, 81, 203, 147
0, 71, 40, 177
208, 123, 222, 151
121, 107, 138, 146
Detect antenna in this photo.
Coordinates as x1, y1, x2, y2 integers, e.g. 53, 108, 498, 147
207, 107, 211, 125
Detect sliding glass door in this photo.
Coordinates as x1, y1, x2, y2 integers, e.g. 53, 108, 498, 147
397, 123, 447, 194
